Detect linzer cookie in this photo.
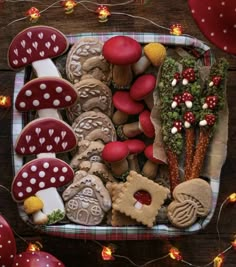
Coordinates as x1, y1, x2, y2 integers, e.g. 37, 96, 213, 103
66, 78, 113, 123
113, 171, 170, 227
11, 157, 74, 224
72, 111, 117, 143
62, 171, 111, 225
66, 37, 111, 84
8, 25, 69, 77
15, 117, 77, 155
167, 178, 212, 228
15, 77, 78, 119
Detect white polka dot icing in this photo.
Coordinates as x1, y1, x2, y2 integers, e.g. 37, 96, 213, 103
65, 95, 72, 102
39, 182, 45, 188
40, 83, 47, 90
53, 99, 60, 106
43, 162, 50, 169
33, 100, 40, 107
25, 90, 32, 96
62, 167, 68, 173
39, 171, 46, 178
19, 102, 26, 108
31, 166, 37, 172
43, 93, 50, 99
56, 86, 63, 93
22, 172, 28, 178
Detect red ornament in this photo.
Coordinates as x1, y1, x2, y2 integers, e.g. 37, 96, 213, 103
209, 76, 222, 87
203, 95, 218, 109
171, 120, 182, 134
169, 247, 183, 261
184, 111, 195, 128
171, 94, 182, 108
170, 24, 183, 36
171, 72, 181, 86
26, 7, 40, 22
60, 0, 77, 14
199, 114, 216, 126
182, 91, 194, 108
96, 5, 111, 23
101, 246, 114, 261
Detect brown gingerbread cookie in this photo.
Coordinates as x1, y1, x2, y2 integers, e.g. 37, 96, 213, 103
66, 37, 111, 84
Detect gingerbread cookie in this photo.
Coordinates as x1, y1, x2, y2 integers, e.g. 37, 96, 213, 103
15, 117, 77, 156
72, 111, 117, 143
15, 77, 78, 119
113, 171, 170, 227
8, 25, 69, 77
66, 78, 113, 123
66, 37, 111, 84
11, 157, 74, 224
62, 171, 111, 225
167, 178, 212, 228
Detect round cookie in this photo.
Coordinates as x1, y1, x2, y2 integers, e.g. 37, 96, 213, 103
72, 111, 117, 143
66, 37, 111, 84
66, 78, 113, 123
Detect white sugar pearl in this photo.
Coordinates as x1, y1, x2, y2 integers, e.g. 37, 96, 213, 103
17, 181, 22, 187
43, 162, 50, 169
39, 171, 45, 178
62, 167, 68, 173
50, 177, 56, 183
44, 93, 50, 99
40, 83, 47, 90
53, 167, 59, 173
25, 90, 32, 96
31, 165, 37, 172
53, 99, 60, 106
65, 95, 72, 102
59, 176, 65, 182
26, 187, 32, 193
56, 86, 63, 93
39, 182, 45, 188
30, 178, 36, 184
22, 172, 28, 178
18, 192, 23, 198
19, 102, 26, 108
33, 100, 40, 107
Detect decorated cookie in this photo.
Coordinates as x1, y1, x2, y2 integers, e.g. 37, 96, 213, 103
11, 157, 74, 224
167, 178, 212, 228
62, 171, 111, 225
66, 78, 113, 123
0, 215, 16, 267
66, 37, 111, 83
15, 77, 78, 119
72, 111, 117, 143
15, 117, 77, 156
113, 171, 170, 227
8, 25, 69, 77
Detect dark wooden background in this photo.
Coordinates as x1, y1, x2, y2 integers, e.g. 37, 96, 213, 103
0, 1, 235, 266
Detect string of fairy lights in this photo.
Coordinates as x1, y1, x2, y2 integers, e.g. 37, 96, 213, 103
0, 1, 235, 266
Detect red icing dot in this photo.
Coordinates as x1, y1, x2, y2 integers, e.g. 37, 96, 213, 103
133, 190, 152, 205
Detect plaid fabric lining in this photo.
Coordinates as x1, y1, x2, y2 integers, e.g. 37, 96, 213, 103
12, 33, 222, 240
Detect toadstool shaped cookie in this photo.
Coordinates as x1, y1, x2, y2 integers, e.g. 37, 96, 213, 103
8, 25, 69, 77
11, 157, 74, 224
12, 246, 65, 267
102, 35, 142, 88
15, 77, 78, 119
0, 215, 16, 267
167, 178, 212, 228
15, 117, 77, 157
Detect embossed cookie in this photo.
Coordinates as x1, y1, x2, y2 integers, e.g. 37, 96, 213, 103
62, 171, 111, 225
8, 25, 69, 77
167, 178, 212, 228
15, 117, 77, 155
15, 77, 78, 119
66, 78, 113, 123
66, 37, 111, 84
113, 171, 170, 227
72, 111, 117, 143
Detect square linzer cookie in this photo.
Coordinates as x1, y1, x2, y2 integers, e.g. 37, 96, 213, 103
113, 171, 170, 227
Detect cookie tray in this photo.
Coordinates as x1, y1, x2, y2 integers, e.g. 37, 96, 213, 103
12, 32, 227, 240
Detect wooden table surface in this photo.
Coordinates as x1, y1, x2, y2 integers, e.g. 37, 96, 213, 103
0, 1, 236, 266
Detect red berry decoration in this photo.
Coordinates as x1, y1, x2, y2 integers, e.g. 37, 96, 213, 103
171, 120, 182, 134
199, 114, 216, 126
203, 95, 219, 109
209, 76, 222, 87
182, 91, 194, 108
184, 111, 195, 128
171, 72, 181, 86
171, 94, 182, 108
182, 68, 196, 85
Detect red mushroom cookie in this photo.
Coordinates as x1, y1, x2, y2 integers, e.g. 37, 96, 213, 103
112, 91, 144, 125
15, 77, 78, 118
12, 157, 74, 224
8, 25, 69, 77
102, 35, 142, 88
12, 247, 65, 267
15, 117, 77, 156
130, 74, 157, 110
0, 215, 16, 267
